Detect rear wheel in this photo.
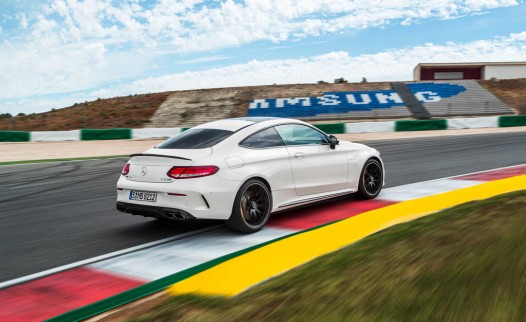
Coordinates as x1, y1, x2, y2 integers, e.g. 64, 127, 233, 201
357, 159, 383, 199
226, 179, 272, 233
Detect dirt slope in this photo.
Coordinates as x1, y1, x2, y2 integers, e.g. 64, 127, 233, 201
0, 92, 174, 131
479, 78, 526, 114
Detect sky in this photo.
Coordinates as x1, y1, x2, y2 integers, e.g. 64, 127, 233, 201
1, 0, 526, 114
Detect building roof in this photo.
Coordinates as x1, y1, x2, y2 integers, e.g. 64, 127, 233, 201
415, 62, 526, 70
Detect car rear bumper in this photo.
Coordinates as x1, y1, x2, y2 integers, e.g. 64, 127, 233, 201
116, 175, 240, 220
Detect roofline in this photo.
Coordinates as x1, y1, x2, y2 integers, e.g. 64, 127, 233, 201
415, 61, 526, 69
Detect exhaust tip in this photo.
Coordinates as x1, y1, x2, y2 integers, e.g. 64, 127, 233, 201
163, 210, 187, 220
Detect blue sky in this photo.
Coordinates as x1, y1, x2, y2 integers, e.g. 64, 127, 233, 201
1, 0, 525, 114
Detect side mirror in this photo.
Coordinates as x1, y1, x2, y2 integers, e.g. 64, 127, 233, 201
329, 135, 339, 149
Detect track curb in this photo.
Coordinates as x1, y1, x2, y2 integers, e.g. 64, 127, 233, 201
46, 223, 334, 322
47, 169, 526, 321
167, 174, 526, 297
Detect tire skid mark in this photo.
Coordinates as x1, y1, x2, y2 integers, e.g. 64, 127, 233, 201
1, 159, 124, 191
0, 170, 121, 204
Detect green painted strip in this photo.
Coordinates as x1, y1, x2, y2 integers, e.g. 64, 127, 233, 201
80, 128, 132, 140
314, 123, 345, 134
47, 220, 340, 322
498, 115, 526, 127
395, 119, 447, 132
0, 130, 31, 142
0, 155, 129, 166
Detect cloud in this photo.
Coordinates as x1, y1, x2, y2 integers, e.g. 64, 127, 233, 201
3, 30, 525, 114
0, 0, 522, 113
177, 55, 232, 64
92, 31, 526, 95
9, 1, 522, 53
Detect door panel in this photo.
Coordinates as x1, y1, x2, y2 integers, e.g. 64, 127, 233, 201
274, 124, 349, 196
286, 144, 348, 195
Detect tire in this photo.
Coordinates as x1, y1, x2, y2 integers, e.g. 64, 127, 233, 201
226, 179, 272, 233
357, 158, 383, 199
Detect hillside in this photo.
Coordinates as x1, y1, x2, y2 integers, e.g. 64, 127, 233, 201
479, 78, 526, 114
0, 92, 174, 131
1, 78, 524, 131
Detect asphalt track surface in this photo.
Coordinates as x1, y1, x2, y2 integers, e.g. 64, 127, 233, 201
1, 131, 526, 283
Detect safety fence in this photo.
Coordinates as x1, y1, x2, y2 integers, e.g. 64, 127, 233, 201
0, 116, 525, 142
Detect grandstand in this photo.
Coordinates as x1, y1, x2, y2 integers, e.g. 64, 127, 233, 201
149, 80, 514, 127
3, 78, 522, 131
149, 82, 390, 127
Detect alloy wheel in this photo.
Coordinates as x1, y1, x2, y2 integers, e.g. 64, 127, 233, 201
240, 183, 270, 226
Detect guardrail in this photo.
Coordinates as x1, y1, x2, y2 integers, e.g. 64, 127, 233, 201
0, 116, 525, 142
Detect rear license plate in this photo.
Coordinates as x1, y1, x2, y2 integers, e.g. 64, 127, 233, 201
129, 190, 157, 202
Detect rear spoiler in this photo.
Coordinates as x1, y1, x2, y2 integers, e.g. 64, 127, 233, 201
129, 153, 191, 161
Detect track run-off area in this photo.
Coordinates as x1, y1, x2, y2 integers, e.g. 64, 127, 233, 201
1, 130, 526, 321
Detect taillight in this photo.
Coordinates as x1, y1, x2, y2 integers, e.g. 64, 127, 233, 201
167, 166, 219, 179
122, 163, 130, 175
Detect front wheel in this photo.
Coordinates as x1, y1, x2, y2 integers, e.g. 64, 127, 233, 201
226, 179, 272, 233
357, 159, 383, 199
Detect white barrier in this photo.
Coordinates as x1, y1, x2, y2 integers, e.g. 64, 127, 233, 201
132, 128, 182, 139
24, 117, 508, 142
447, 116, 499, 129
30, 130, 80, 142
345, 121, 395, 133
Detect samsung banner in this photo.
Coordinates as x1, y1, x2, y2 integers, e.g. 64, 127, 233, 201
248, 82, 466, 117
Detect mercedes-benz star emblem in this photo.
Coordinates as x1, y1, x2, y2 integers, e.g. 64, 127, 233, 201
141, 167, 147, 176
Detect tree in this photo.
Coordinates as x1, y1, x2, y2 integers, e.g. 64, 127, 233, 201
361, 77, 368, 83
334, 77, 348, 84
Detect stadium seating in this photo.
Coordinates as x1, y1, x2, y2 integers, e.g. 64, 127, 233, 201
148, 80, 513, 127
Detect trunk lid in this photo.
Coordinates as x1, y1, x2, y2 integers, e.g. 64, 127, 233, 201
125, 148, 212, 183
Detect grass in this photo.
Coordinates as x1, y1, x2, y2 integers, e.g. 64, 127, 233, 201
0, 155, 129, 165
128, 190, 526, 322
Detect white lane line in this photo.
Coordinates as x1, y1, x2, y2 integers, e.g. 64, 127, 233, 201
379, 179, 483, 202
0, 225, 222, 289
382, 163, 526, 189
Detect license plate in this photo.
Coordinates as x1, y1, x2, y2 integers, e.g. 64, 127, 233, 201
129, 190, 157, 202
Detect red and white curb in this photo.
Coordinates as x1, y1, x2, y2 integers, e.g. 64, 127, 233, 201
1, 164, 526, 321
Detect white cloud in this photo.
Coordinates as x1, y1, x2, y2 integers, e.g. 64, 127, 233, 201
3, 30, 525, 114
19, 13, 28, 29
91, 32, 526, 97
14, 0, 521, 53
0, 0, 522, 112
177, 55, 232, 64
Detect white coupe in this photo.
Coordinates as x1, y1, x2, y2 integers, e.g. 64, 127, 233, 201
116, 117, 384, 233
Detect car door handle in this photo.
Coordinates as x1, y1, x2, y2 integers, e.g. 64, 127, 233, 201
294, 152, 305, 159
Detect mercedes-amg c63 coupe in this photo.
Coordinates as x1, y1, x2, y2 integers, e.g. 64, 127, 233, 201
116, 117, 384, 233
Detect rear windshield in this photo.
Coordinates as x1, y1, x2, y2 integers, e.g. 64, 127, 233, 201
156, 128, 233, 149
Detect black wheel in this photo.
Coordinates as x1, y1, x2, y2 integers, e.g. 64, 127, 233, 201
357, 159, 383, 199
226, 179, 272, 233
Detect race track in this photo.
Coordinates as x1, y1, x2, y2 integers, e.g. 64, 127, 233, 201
1, 131, 526, 283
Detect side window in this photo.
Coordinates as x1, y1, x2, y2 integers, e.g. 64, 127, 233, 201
275, 124, 329, 146
240, 127, 285, 148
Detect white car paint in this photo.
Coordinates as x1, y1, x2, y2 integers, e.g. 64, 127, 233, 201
116, 117, 383, 221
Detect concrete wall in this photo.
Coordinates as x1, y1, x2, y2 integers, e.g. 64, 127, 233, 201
484, 65, 526, 80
